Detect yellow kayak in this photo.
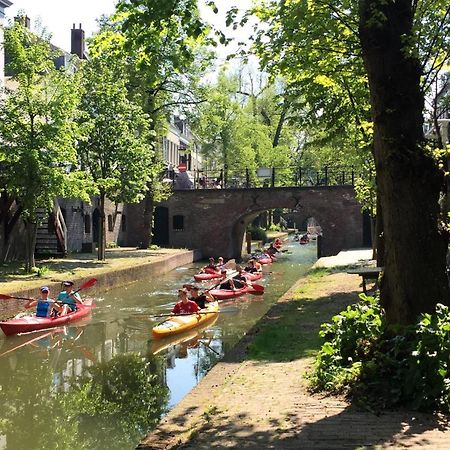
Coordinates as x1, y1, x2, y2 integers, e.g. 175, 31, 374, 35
150, 315, 218, 354
152, 301, 219, 339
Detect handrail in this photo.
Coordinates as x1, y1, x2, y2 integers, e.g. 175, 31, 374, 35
166, 165, 360, 190
53, 200, 67, 255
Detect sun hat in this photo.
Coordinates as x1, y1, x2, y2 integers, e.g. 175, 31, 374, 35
40, 286, 49, 293
63, 280, 74, 287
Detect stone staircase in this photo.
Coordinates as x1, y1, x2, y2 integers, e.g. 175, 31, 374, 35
35, 201, 67, 257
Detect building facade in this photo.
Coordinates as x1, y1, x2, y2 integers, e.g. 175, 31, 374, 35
0, 0, 12, 90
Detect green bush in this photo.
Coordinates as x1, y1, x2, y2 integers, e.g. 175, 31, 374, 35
310, 297, 450, 413
267, 223, 281, 232
32, 265, 50, 277
247, 225, 268, 243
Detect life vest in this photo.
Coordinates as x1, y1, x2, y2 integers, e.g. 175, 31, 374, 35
36, 300, 53, 318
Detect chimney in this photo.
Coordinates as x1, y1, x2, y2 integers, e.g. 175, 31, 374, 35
71, 23, 86, 59
14, 15, 31, 29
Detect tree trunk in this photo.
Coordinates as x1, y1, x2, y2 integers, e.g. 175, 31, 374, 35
375, 194, 384, 267
139, 190, 154, 249
359, 0, 449, 324
24, 221, 36, 273
272, 102, 288, 148
98, 193, 106, 261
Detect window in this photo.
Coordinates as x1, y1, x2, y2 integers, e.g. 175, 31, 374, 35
108, 214, 114, 232
84, 214, 91, 234
121, 214, 127, 232
173, 215, 184, 231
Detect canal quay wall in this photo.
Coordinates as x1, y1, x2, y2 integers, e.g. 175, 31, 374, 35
0, 248, 200, 319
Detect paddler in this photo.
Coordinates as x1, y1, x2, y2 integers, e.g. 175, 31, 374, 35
200, 257, 218, 273
172, 288, 200, 314
57, 281, 83, 315
26, 286, 63, 318
218, 269, 237, 290
189, 286, 214, 309
232, 265, 251, 289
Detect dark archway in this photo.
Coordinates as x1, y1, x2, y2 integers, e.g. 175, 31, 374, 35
153, 206, 169, 246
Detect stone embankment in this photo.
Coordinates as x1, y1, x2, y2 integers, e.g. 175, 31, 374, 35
0, 248, 199, 319
138, 249, 450, 449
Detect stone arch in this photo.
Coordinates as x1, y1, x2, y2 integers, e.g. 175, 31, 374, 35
157, 186, 364, 259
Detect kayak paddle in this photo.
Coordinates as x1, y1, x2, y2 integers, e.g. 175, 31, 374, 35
0, 278, 97, 306
0, 293, 34, 302
73, 278, 97, 294
151, 310, 235, 318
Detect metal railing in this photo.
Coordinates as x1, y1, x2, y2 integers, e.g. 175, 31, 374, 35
166, 166, 357, 190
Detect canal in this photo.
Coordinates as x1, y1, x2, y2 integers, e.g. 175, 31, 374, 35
0, 239, 317, 450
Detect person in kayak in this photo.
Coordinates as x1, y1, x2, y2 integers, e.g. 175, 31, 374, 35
172, 288, 200, 314
189, 286, 214, 309
244, 259, 261, 273
218, 269, 237, 290
216, 256, 225, 270
57, 281, 83, 315
232, 266, 248, 289
200, 257, 218, 273
266, 243, 280, 257
26, 286, 63, 318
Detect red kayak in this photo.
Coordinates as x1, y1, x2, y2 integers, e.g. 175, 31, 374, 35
243, 271, 262, 281
258, 257, 272, 265
0, 299, 94, 336
194, 272, 222, 282
209, 285, 250, 300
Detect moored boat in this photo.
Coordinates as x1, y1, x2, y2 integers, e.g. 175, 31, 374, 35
152, 301, 219, 339
0, 299, 94, 337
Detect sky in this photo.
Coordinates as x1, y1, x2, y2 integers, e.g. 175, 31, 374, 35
6, 0, 118, 52
5, 0, 254, 61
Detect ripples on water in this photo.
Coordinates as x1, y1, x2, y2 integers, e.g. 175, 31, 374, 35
0, 240, 316, 449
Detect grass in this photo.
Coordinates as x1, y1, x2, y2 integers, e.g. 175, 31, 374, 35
0, 247, 183, 294
246, 271, 360, 363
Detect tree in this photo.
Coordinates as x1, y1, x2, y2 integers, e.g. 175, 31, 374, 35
359, 0, 449, 323
250, 0, 450, 324
0, 23, 90, 271
110, 0, 215, 247
191, 69, 298, 187
77, 46, 155, 260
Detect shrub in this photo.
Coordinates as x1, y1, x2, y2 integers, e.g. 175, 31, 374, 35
310, 297, 450, 413
247, 225, 268, 243
32, 265, 50, 278
267, 223, 281, 232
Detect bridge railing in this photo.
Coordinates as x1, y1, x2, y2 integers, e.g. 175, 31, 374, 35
167, 166, 357, 190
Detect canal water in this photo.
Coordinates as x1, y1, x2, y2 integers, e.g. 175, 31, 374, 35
0, 240, 316, 450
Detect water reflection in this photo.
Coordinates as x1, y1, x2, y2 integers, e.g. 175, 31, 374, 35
0, 240, 316, 449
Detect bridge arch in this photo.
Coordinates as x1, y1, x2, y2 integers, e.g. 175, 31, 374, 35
152, 186, 364, 259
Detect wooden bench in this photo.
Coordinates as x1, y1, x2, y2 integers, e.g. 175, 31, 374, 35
346, 267, 383, 294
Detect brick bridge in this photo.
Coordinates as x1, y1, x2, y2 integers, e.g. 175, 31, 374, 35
152, 186, 365, 260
